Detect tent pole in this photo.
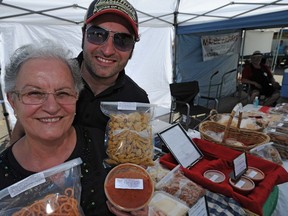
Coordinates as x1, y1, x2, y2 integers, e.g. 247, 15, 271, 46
172, 0, 181, 83
272, 28, 284, 73
239, 30, 246, 78
0, 79, 11, 138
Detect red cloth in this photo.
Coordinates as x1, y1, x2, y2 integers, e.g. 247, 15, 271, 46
160, 138, 288, 215
258, 106, 270, 113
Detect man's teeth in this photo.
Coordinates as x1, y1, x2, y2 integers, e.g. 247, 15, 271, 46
98, 57, 112, 63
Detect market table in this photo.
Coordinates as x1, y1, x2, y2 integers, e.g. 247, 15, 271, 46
152, 104, 288, 215
159, 138, 288, 215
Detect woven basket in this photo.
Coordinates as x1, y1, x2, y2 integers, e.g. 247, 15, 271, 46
199, 121, 270, 152
210, 113, 264, 132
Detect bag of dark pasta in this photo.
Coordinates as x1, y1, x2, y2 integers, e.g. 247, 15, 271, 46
0, 158, 84, 216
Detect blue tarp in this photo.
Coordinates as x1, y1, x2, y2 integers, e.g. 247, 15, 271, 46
174, 10, 288, 99
177, 10, 288, 34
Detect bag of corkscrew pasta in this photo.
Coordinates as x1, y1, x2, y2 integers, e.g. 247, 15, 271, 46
101, 101, 155, 167
0, 158, 84, 216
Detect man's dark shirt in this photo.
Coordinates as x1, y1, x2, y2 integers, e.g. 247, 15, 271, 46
73, 52, 150, 131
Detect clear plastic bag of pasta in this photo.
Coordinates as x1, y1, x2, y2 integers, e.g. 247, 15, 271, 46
101, 101, 155, 167
0, 158, 84, 216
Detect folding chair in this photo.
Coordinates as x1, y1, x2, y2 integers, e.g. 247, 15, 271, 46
169, 80, 217, 130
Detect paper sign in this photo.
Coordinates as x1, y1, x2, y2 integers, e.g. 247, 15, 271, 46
231, 153, 247, 180
117, 102, 137, 110
188, 196, 208, 216
209, 174, 219, 182
115, 178, 143, 190
8, 172, 46, 198
157, 123, 203, 168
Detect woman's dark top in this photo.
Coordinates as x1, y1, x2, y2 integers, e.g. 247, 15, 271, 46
0, 125, 113, 216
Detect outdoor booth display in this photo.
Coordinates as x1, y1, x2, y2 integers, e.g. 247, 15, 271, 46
159, 137, 287, 215
150, 103, 288, 215
1, 1, 288, 215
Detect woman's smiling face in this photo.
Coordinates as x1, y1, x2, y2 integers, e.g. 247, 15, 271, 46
8, 58, 77, 141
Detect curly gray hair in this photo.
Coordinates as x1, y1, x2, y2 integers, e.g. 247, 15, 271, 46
4, 40, 83, 93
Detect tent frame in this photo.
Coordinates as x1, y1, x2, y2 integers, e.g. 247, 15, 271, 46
1, 1, 288, 26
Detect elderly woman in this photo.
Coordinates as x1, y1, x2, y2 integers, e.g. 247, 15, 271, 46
0, 41, 111, 216
0, 41, 149, 216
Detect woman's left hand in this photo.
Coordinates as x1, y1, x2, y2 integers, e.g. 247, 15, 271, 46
106, 201, 149, 216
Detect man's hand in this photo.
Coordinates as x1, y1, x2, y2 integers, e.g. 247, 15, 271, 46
106, 201, 149, 216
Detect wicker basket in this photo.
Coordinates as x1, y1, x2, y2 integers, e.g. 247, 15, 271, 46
199, 121, 270, 152
210, 112, 264, 132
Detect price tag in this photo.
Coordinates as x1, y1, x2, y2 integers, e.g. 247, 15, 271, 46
115, 178, 143, 190
118, 102, 137, 110
235, 180, 245, 188
8, 172, 45, 197
157, 123, 203, 168
230, 153, 247, 181
188, 196, 208, 216
209, 174, 219, 182
247, 170, 257, 178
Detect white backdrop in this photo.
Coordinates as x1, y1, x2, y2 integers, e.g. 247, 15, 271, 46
0, 23, 173, 127
243, 30, 275, 56
2, 0, 288, 128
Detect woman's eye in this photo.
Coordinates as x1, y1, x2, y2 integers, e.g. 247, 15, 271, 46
27, 91, 45, 97
56, 91, 72, 97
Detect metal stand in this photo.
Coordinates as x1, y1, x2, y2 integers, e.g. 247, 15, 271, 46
0, 75, 12, 138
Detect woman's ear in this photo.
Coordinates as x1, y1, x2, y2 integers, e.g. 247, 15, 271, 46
7, 93, 16, 110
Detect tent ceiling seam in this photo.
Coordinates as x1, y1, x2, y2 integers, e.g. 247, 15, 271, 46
0, 2, 86, 24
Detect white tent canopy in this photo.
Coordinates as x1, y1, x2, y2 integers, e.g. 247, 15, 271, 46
2, 0, 288, 26
1, 0, 288, 128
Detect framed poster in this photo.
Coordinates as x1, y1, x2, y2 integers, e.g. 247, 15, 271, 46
157, 123, 203, 168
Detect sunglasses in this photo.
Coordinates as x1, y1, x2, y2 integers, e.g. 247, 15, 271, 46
86, 25, 136, 52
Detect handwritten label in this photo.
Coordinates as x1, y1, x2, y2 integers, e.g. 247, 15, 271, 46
188, 196, 208, 216
115, 178, 143, 190
247, 170, 257, 178
233, 153, 247, 178
8, 172, 45, 197
235, 180, 245, 188
277, 123, 284, 127
209, 174, 219, 182
118, 102, 137, 110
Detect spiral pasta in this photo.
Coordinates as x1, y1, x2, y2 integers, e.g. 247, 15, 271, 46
12, 188, 81, 216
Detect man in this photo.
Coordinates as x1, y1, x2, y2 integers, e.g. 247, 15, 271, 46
241, 51, 280, 106
11, 0, 150, 142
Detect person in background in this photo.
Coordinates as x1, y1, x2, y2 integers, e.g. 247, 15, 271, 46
0, 41, 148, 216
10, 0, 150, 143
241, 51, 281, 106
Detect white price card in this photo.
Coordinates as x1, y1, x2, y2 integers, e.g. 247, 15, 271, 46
157, 123, 203, 168
115, 178, 143, 190
117, 102, 137, 110
8, 172, 46, 198
188, 196, 208, 216
232, 153, 247, 180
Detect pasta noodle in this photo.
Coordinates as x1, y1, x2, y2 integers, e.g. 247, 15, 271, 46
12, 188, 80, 216
105, 112, 154, 166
